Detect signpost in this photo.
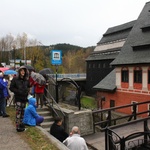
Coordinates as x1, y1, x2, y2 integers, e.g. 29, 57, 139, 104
51, 50, 62, 103
51, 50, 62, 65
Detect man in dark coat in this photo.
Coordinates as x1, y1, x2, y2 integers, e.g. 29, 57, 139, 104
50, 117, 68, 142
10, 66, 30, 132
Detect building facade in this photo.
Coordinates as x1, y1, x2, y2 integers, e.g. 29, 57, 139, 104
94, 2, 150, 116
86, 18, 135, 95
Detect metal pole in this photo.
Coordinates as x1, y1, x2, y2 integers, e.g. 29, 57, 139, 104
77, 87, 81, 110
24, 47, 26, 65
55, 65, 59, 103
101, 99, 103, 121
144, 120, 148, 146
14, 48, 16, 69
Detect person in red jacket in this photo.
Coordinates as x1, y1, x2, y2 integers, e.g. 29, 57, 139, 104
34, 82, 45, 108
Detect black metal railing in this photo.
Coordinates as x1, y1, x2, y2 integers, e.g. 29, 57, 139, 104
92, 100, 150, 149
44, 88, 66, 128
92, 100, 150, 132
105, 118, 150, 150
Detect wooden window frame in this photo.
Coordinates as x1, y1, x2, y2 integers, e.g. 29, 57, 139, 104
121, 70, 129, 82
134, 70, 142, 83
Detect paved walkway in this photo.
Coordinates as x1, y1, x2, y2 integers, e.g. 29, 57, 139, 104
83, 120, 150, 150
0, 114, 70, 150
0, 117, 32, 150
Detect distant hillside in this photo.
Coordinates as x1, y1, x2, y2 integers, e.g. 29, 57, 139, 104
50, 43, 95, 55
51, 43, 81, 51
1, 43, 95, 72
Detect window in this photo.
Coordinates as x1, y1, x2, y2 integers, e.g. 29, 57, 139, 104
121, 70, 129, 82
89, 64, 91, 68
103, 63, 106, 68
134, 70, 142, 83
109, 64, 112, 68
93, 64, 95, 68
110, 100, 115, 108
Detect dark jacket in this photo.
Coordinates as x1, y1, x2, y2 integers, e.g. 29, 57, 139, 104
9, 66, 30, 102
50, 123, 68, 142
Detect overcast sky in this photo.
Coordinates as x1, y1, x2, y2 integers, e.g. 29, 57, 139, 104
0, 0, 149, 47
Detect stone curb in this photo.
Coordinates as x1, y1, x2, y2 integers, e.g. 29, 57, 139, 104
36, 126, 69, 150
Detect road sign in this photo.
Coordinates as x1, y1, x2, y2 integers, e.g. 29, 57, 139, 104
51, 50, 62, 65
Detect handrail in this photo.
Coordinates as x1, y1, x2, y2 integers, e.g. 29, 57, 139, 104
44, 87, 67, 130
44, 88, 65, 117
105, 118, 150, 150
93, 100, 150, 114
59, 78, 81, 110
105, 128, 122, 150
92, 100, 150, 132
49, 73, 86, 79
109, 116, 150, 130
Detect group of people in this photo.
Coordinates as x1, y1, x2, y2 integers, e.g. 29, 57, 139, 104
50, 117, 89, 150
0, 65, 88, 149
0, 66, 45, 132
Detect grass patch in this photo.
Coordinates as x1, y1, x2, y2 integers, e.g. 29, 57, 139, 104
81, 96, 97, 110
6, 107, 59, 150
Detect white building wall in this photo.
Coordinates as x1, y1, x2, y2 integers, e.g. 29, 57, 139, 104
94, 40, 125, 52
116, 67, 121, 88
129, 67, 133, 90
142, 66, 148, 91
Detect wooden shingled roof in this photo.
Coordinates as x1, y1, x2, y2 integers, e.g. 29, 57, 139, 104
111, 2, 150, 66
97, 20, 135, 45
93, 69, 116, 92
86, 20, 135, 61
86, 48, 120, 61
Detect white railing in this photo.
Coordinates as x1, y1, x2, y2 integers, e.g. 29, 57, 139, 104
48, 73, 86, 79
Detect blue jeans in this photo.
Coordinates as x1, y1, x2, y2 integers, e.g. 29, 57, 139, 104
0, 97, 6, 115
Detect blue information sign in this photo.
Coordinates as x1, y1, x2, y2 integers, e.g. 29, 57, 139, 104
51, 50, 62, 65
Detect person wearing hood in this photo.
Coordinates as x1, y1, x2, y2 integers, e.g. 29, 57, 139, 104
0, 71, 10, 117
10, 66, 30, 132
23, 97, 44, 126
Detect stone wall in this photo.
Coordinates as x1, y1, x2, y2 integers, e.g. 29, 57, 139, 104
53, 105, 94, 136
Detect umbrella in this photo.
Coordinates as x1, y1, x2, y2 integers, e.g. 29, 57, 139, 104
0, 67, 9, 72
4, 70, 17, 75
30, 72, 46, 85
24, 65, 35, 73
39, 68, 54, 76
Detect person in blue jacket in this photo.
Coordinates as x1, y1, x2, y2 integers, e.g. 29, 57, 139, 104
0, 70, 10, 117
23, 97, 44, 126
